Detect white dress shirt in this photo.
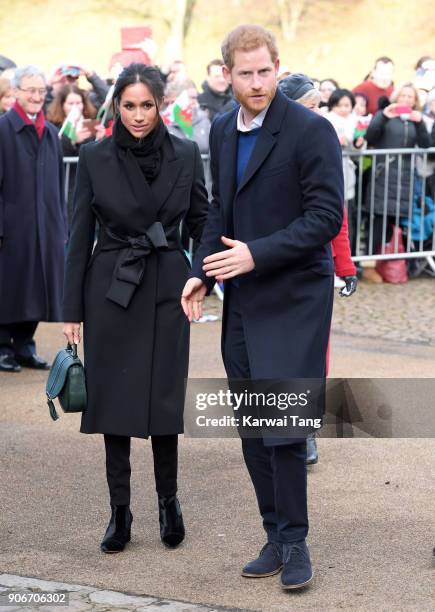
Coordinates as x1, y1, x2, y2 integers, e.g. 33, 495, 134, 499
237, 104, 271, 132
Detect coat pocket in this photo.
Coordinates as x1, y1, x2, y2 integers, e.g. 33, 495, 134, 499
259, 160, 294, 179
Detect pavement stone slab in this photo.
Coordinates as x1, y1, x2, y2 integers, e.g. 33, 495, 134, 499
88, 589, 157, 607
0, 575, 229, 612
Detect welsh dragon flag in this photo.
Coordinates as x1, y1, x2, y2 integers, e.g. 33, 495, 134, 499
58, 106, 80, 141
162, 90, 193, 138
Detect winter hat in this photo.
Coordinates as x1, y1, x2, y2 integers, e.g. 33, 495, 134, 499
278, 73, 315, 100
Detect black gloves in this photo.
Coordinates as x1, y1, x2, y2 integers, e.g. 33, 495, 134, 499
339, 276, 357, 297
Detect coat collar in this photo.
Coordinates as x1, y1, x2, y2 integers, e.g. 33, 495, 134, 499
220, 89, 289, 201
6, 107, 48, 158
10, 102, 46, 139
111, 132, 183, 222
236, 89, 288, 194
150, 134, 183, 214
7, 106, 28, 133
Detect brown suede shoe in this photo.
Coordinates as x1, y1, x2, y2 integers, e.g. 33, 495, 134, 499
362, 267, 383, 283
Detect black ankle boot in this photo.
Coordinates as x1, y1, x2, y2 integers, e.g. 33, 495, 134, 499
100, 504, 133, 553
158, 495, 185, 548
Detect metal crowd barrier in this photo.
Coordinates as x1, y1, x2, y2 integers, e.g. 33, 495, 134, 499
64, 148, 435, 272
342, 147, 435, 272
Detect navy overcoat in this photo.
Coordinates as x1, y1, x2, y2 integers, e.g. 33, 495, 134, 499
0, 109, 66, 324
192, 90, 344, 444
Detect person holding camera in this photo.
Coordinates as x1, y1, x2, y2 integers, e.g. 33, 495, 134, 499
364, 82, 430, 261
44, 65, 109, 114
62, 63, 208, 554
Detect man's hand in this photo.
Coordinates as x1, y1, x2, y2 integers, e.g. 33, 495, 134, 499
202, 236, 255, 282
181, 278, 207, 322
63, 323, 81, 345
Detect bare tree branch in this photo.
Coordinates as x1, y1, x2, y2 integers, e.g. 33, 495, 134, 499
276, 0, 310, 41
183, 0, 197, 39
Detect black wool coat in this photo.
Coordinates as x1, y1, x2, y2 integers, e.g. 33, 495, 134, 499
0, 109, 67, 324
63, 133, 208, 438
192, 90, 344, 446
364, 111, 430, 217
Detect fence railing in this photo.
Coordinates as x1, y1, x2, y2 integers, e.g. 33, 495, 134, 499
64, 147, 435, 272
342, 148, 435, 269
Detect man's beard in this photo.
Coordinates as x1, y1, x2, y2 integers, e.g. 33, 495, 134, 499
235, 86, 276, 116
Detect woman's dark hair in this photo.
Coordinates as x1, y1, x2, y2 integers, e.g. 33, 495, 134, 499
414, 55, 432, 71
112, 63, 165, 114
320, 78, 339, 89
328, 88, 355, 112
46, 84, 96, 125
354, 91, 369, 105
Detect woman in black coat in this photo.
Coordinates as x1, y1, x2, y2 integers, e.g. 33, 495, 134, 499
63, 64, 208, 553
364, 82, 430, 253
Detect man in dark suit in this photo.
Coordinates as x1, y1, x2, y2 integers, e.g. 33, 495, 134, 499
182, 25, 343, 590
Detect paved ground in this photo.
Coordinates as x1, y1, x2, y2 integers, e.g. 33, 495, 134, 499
331, 277, 435, 346
0, 278, 434, 611
0, 574, 223, 611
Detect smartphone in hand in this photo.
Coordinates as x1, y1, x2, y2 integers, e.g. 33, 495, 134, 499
394, 105, 412, 115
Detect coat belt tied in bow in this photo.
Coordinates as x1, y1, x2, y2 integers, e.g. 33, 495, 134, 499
100, 222, 180, 308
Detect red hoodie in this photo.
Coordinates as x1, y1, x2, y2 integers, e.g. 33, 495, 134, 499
331, 207, 356, 277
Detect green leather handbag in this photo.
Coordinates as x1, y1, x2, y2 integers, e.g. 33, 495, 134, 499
46, 343, 87, 421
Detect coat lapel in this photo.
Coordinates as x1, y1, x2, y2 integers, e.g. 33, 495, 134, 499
236, 129, 277, 195
235, 89, 289, 196
115, 144, 159, 217
220, 114, 238, 217
7, 110, 38, 159
149, 135, 183, 215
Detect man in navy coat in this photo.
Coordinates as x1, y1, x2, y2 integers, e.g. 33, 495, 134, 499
0, 66, 66, 372
182, 25, 343, 590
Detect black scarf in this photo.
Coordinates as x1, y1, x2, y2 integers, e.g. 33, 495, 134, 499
113, 116, 167, 182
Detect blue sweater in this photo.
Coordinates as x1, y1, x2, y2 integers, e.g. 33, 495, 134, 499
237, 128, 260, 187
230, 128, 260, 286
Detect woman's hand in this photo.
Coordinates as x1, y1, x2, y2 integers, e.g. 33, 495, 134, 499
74, 127, 92, 144
95, 123, 106, 141
63, 323, 82, 345
338, 135, 349, 146
409, 110, 422, 123
181, 278, 207, 322
383, 103, 397, 119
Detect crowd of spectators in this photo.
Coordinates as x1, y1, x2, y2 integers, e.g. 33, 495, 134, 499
1, 52, 435, 269
1, 52, 434, 161
1, 49, 435, 372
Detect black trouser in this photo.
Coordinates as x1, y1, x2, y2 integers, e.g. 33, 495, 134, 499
347, 198, 357, 257
223, 285, 308, 544
104, 434, 178, 505
372, 215, 394, 254
0, 322, 38, 358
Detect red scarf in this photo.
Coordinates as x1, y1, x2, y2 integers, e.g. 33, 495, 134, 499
13, 100, 46, 140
